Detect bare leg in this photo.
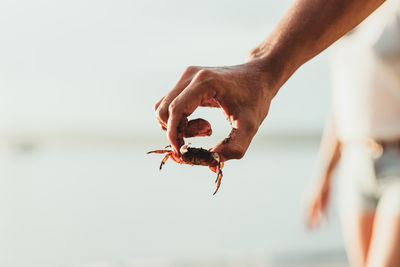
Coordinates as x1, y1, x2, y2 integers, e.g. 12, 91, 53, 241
341, 212, 375, 267
366, 187, 400, 267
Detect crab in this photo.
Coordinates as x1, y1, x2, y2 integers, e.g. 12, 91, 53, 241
147, 144, 224, 195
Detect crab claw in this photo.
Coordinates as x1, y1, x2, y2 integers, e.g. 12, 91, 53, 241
179, 144, 189, 155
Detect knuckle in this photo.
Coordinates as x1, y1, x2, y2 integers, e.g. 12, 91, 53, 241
183, 65, 198, 77
194, 69, 213, 82
168, 100, 179, 115
185, 65, 197, 72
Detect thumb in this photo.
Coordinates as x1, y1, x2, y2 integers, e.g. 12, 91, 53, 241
212, 118, 258, 162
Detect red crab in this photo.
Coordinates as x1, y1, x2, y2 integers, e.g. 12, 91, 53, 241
147, 144, 224, 195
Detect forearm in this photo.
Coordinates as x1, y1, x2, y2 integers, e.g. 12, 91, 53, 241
249, 0, 384, 91
316, 113, 341, 181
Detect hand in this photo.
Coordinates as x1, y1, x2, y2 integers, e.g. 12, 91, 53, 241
154, 60, 280, 162
306, 175, 331, 228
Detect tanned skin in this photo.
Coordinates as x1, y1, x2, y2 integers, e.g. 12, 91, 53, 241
154, 0, 385, 161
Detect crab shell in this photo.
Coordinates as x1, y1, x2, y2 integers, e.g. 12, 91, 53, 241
147, 145, 224, 194
179, 145, 220, 167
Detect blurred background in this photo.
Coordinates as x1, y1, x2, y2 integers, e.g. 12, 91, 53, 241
0, 0, 347, 266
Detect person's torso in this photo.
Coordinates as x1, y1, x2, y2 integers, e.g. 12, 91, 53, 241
330, 0, 400, 142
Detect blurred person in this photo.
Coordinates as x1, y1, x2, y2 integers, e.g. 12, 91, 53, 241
306, 1, 400, 267
154, 0, 384, 162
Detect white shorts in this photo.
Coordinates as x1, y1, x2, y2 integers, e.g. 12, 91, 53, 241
338, 142, 400, 216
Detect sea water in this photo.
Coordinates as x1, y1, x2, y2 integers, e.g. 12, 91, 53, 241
0, 136, 345, 267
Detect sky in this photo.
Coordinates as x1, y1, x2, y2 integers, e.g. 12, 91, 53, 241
0, 0, 331, 138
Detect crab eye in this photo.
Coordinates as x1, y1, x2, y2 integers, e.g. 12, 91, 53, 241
180, 145, 188, 154
211, 152, 220, 162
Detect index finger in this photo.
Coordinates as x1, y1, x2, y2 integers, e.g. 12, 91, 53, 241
155, 66, 200, 129
167, 72, 217, 153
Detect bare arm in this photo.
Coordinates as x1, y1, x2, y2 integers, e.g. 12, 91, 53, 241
306, 113, 341, 227
155, 0, 384, 161
249, 0, 384, 90
318, 113, 341, 180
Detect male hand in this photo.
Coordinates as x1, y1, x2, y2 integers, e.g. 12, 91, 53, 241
153, 0, 384, 162
154, 60, 279, 162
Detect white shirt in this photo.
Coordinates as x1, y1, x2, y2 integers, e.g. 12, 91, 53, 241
330, 0, 400, 142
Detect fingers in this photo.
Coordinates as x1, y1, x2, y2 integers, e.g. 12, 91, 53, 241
154, 97, 167, 130
155, 66, 199, 129
167, 70, 217, 153
200, 98, 220, 108
154, 96, 165, 111
154, 116, 212, 138
212, 116, 258, 162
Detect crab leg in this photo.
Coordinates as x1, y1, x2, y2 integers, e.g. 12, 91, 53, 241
147, 149, 171, 154
147, 150, 174, 170
159, 153, 172, 170
213, 163, 223, 195
213, 162, 224, 183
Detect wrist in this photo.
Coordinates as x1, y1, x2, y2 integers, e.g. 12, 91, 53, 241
315, 167, 333, 182
246, 45, 300, 98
